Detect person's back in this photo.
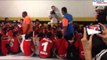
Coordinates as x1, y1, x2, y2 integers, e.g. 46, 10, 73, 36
55, 38, 68, 58
55, 31, 68, 58
39, 32, 54, 58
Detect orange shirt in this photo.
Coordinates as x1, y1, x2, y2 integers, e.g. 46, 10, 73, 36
62, 18, 68, 27
22, 16, 33, 34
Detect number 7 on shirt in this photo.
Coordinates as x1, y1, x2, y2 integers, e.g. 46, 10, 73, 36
42, 42, 48, 51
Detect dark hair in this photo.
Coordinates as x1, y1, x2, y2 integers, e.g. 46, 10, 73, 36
46, 32, 52, 39
56, 31, 62, 39
5, 17, 8, 20
3, 28, 8, 34
35, 19, 39, 22
13, 31, 18, 37
50, 11, 55, 15
38, 32, 44, 38
22, 11, 27, 15
61, 7, 67, 13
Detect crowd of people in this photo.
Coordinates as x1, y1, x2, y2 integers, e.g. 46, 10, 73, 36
0, 6, 106, 60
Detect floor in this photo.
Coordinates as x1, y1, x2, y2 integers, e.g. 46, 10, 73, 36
0, 53, 63, 60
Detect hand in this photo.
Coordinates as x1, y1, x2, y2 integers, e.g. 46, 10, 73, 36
81, 28, 93, 51
97, 23, 107, 39
97, 23, 107, 44
81, 28, 93, 60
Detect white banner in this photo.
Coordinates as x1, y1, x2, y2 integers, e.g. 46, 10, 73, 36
93, 0, 107, 6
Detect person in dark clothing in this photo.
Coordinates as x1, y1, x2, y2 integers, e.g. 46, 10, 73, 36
96, 6, 107, 24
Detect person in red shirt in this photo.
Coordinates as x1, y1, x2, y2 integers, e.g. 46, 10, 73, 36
21, 33, 34, 56
9, 31, 20, 54
39, 32, 54, 58
74, 31, 85, 60
34, 19, 41, 33
55, 31, 68, 58
1, 28, 9, 55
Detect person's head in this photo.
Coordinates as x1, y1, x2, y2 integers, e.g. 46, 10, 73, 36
22, 11, 28, 18
5, 17, 8, 21
45, 32, 52, 39
51, 5, 56, 11
38, 32, 44, 38
20, 19, 23, 23
61, 7, 67, 15
56, 31, 62, 39
35, 19, 40, 24
13, 30, 18, 37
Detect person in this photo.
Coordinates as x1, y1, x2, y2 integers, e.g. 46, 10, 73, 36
22, 11, 33, 35
61, 7, 74, 40
81, 23, 107, 60
49, 11, 58, 27
54, 31, 68, 59
51, 5, 62, 20
33, 32, 44, 56
4, 17, 8, 24
95, 6, 107, 24
21, 11, 33, 56
61, 7, 74, 59
9, 31, 20, 54
39, 32, 54, 58
22, 33, 34, 56
1, 28, 9, 56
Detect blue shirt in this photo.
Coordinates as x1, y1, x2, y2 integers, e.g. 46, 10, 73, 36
63, 13, 74, 35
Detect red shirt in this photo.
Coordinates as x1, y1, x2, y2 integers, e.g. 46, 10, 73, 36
39, 38, 54, 58
10, 37, 20, 53
74, 31, 85, 60
7, 30, 13, 38
55, 38, 68, 57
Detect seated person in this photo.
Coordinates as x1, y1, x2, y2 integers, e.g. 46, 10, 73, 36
54, 31, 68, 59
9, 31, 20, 54
33, 32, 44, 56
39, 32, 54, 58
21, 32, 34, 56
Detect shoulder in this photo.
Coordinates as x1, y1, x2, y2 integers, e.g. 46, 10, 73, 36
64, 13, 72, 18
24, 16, 31, 20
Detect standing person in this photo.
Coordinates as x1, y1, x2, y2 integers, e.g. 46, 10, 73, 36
61, 7, 74, 59
51, 5, 62, 20
21, 11, 33, 56
61, 7, 74, 41
22, 11, 33, 35
49, 11, 58, 27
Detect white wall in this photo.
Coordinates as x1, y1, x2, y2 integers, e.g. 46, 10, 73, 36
0, 0, 96, 17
